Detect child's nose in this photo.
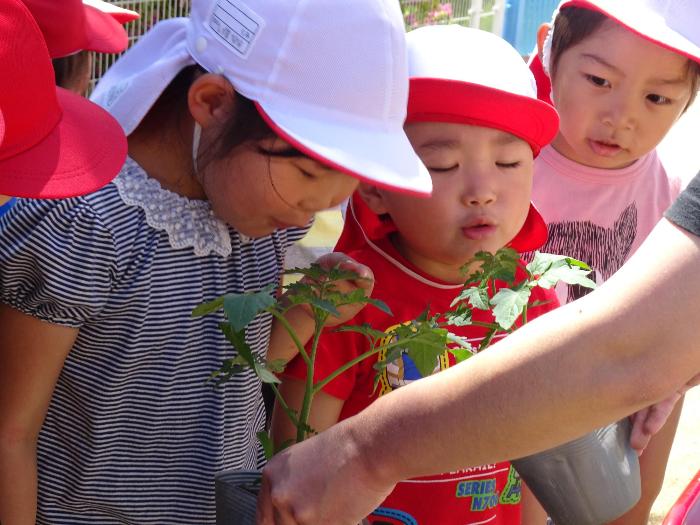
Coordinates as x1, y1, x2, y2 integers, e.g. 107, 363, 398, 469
461, 173, 496, 207
601, 92, 637, 131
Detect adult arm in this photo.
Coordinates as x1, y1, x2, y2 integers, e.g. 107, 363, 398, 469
0, 306, 77, 524
257, 216, 700, 525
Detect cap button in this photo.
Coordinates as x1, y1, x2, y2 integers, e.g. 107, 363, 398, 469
195, 36, 208, 53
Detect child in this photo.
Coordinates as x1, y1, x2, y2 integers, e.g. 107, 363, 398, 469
0, 0, 430, 523
0, 0, 127, 202
273, 25, 560, 525
24, 0, 138, 94
528, 1, 700, 522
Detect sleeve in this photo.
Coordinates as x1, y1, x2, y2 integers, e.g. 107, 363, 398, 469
665, 171, 700, 237
281, 323, 368, 401
0, 198, 117, 327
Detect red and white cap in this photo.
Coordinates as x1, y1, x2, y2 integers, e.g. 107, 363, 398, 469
82, 0, 140, 25
0, 0, 127, 198
90, 0, 432, 196
338, 26, 559, 255
23, 0, 139, 58
559, 0, 700, 65
534, 0, 700, 103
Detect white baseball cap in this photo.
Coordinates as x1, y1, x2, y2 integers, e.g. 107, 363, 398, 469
552, 0, 700, 65
91, 0, 432, 196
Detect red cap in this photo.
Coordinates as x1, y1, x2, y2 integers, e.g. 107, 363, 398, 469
23, 0, 138, 58
0, 0, 127, 198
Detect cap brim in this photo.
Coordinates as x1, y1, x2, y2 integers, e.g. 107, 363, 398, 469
407, 78, 559, 157
255, 102, 432, 197
562, 0, 700, 64
82, 0, 140, 24
82, 5, 130, 54
0, 88, 127, 199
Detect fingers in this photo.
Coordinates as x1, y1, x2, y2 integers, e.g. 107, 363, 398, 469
629, 391, 683, 454
256, 474, 274, 524
629, 408, 652, 454
257, 469, 299, 525
315, 252, 374, 282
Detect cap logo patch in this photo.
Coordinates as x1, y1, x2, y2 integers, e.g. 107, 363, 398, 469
207, 0, 264, 59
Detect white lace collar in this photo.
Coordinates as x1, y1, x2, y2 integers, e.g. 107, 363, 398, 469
113, 158, 234, 257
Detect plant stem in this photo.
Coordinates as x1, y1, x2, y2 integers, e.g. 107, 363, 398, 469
297, 319, 324, 443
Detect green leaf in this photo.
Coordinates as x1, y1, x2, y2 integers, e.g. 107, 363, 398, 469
257, 431, 275, 460
266, 358, 288, 374
334, 323, 388, 340
491, 287, 532, 330
444, 305, 473, 327
461, 286, 491, 310
449, 347, 475, 363
537, 265, 596, 290
446, 332, 474, 350
254, 362, 281, 384
223, 287, 276, 332
192, 296, 224, 317
365, 297, 392, 315
401, 328, 449, 378
308, 296, 340, 317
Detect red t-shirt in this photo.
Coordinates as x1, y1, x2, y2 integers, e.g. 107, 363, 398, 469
284, 236, 560, 525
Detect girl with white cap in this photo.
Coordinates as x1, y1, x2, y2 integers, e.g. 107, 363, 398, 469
0, 0, 430, 523
272, 24, 560, 525
526, 2, 700, 523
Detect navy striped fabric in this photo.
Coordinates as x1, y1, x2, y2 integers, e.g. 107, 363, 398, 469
0, 162, 308, 524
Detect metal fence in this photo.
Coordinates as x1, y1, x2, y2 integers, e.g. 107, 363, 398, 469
89, 0, 191, 92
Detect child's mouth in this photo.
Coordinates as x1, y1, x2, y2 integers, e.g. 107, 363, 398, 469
588, 139, 623, 157
462, 221, 497, 240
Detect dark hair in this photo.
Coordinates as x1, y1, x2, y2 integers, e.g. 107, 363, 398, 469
134, 64, 277, 171
53, 51, 92, 92
550, 6, 700, 109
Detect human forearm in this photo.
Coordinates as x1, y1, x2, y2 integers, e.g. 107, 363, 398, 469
0, 437, 37, 524
258, 219, 700, 525
351, 218, 700, 482
268, 305, 316, 363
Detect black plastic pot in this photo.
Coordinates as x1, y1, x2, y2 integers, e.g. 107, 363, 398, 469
512, 418, 641, 525
216, 470, 261, 525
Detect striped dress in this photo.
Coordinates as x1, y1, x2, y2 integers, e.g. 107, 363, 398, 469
0, 158, 308, 524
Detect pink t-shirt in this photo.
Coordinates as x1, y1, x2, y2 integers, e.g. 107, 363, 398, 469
532, 145, 682, 304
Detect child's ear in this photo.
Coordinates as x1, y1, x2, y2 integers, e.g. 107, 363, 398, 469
357, 183, 390, 215
536, 23, 551, 62
187, 73, 236, 128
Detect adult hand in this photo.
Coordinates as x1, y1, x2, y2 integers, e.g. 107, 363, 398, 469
256, 421, 394, 525
629, 373, 699, 453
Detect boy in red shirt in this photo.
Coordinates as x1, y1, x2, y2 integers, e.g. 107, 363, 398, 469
272, 25, 560, 525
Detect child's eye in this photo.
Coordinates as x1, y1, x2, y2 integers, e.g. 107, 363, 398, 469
299, 169, 317, 179
647, 93, 672, 105
496, 161, 521, 169
585, 74, 610, 88
428, 165, 457, 173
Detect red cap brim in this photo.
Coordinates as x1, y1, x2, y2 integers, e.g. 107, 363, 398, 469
407, 78, 559, 157
0, 87, 127, 198
82, 5, 130, 54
